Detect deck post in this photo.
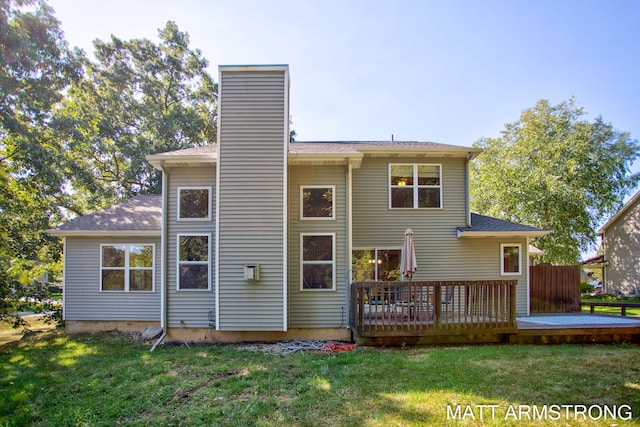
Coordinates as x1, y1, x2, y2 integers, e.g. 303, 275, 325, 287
509, 280, 517, 326
433, 283, 442, 327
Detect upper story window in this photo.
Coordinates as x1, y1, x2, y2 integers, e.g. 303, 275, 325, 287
301, 186, 335, 220
101, 244, 154, 292
389, 164, 442, 209
178, 187, 212, 221
501, 243, 521, 275
177, 234, 211, 290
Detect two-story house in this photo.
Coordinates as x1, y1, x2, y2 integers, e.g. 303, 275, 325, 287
49, 65, 546, 344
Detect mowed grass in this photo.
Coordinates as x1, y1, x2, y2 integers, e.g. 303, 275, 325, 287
0, 315, 53, 347
2, 332, 640, 426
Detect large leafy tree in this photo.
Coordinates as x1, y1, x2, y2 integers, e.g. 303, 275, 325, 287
470, 98, 639, 264
0, 0, 82, 324
56, 21, 217, 208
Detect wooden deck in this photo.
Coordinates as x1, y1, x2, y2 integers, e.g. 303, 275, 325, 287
350, 281, 640, 345
350, 281, 518, 345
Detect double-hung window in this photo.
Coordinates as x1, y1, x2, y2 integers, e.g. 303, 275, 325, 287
389, 164, 442, 208
301, 185, 335, 220
301, 233, 335, 290
178, 187, 212, 221
101, 244, 154, 291
500, 244, 521, 275
178, 234, 211, 290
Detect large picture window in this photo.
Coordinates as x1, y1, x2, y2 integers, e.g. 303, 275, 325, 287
301, 234, 335, 290
501, 244, 521, 275
352, 249, 401, 282
178, 234, 211, 290
178, 187, 212, 220
389, 164, 442, 209
301, 185, 335, 220
101, 244, 154, 291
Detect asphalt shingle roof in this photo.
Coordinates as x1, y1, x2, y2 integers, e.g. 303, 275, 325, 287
457, 213, 545, 234
52, 194, 161, 234
151, 140, 481, 157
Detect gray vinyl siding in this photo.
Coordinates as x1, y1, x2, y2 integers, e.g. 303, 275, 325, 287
166, 166, 216, 328
64, 236, 160, 321
603, 197, 640, 295
288, 165, 349, 328
352, 157, 529, 315
217, 68, 288, 331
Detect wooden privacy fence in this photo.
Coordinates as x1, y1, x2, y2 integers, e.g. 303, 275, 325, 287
350, 280, 517, 338
529, 265, 580, 313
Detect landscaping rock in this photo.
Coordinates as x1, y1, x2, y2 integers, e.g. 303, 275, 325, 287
141, 326, 163, 340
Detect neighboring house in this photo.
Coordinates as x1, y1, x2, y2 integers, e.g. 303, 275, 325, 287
49, 65, 546, 343
597, 190, 640, 295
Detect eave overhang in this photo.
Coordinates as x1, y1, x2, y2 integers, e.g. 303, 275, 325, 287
456, 230, 550, 239
287, 153, 363, 168
358, 148, 482, 160
47, 229, 161, 238
146, 153, 217, 170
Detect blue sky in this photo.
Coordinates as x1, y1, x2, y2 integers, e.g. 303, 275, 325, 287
45, 0, 640, 256
48, 0, 640, 148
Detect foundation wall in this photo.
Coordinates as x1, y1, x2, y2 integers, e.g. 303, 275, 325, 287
65, 321, 351, 343
65, 320, 160, 333
165, 328, 351, 343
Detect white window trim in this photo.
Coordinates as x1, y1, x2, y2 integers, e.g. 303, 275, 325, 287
500, 243, 522, 276
100, 244, 155, 292
388, 163, 443, 209
300, 185, 336, 220
177, 233, 212, 291
177, 186, 212, 221
300, 233, 336, 291
352, 247, 401, 282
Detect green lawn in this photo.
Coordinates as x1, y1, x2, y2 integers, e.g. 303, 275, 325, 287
2, 332, 640, 426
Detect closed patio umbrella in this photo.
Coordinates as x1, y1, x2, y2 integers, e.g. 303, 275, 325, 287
400, 228, 417, 280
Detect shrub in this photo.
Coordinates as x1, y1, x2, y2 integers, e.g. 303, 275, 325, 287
580, 282, 595, 294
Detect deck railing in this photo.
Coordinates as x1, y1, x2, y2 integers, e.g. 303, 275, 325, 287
350, 280, 517, 338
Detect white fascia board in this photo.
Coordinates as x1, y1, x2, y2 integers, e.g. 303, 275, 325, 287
47, 229, 161, 237
146, 154, 217, 170
288, 153, 363, 168
358, 148, 483, 159
457, 230, 549, 239
219, 64, 289, 72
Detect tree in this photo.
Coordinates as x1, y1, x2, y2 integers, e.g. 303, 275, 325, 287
470, 98, 639, 264
56, 21, 217, 207
0, 0, 82, 324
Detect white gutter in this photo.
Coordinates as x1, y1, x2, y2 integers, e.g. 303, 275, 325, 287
457, 230, 549, 238
47, 230, 161, 237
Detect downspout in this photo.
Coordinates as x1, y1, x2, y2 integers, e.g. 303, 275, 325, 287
62, 237, 67, 322
465, 153, 472, 227
151, 161, 168, 351
345, 159, 353, 328
525, 237, 531, 316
